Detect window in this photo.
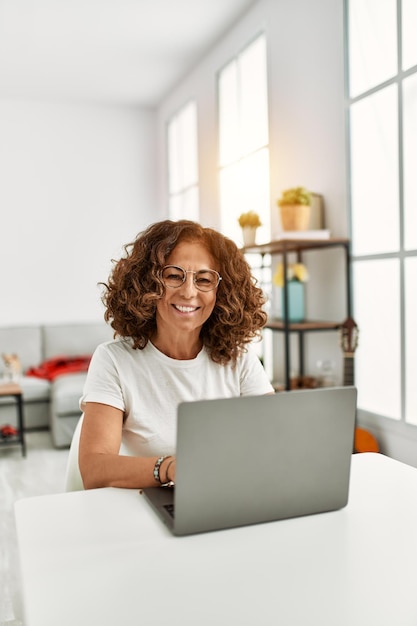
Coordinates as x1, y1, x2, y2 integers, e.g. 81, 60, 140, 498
217, 33, 272, 379
218, 34, 270, 246
167, 101, 199, 221
350, 84, 399, 256
346, 0, 417, 424
403, 73, 417, 249
402, 0, 417, 71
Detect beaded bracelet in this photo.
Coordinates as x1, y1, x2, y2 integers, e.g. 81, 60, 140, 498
153, 455, 172, 484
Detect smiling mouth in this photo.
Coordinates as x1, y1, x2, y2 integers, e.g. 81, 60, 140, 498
173, 304, 199, 313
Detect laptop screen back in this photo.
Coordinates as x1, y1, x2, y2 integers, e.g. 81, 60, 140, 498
143, 387, 357, 536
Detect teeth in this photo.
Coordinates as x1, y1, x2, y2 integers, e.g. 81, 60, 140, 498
175, 305, 197, 313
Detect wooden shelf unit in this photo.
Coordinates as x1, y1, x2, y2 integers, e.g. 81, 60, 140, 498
243, 237, 352, 390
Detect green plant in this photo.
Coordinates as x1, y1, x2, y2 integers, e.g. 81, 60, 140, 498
238, 211, 262, 228
277, 186, 312, 207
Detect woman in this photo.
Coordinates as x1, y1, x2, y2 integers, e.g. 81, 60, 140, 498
79, 220, 274, 489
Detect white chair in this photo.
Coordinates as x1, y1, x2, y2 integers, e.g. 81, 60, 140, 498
64, 413, 85, 491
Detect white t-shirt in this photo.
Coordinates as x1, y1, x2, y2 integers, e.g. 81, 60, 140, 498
80, 339, 274, 457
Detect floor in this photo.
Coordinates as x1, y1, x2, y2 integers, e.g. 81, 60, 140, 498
0, 430, 69, 626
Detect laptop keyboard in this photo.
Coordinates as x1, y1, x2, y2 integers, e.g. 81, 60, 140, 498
163, 503, 175, 519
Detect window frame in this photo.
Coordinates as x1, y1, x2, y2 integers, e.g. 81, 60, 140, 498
344, 0, 417, 433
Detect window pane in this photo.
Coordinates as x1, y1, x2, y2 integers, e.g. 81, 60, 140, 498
179, 101, 198, 188
169, 186, 199, 222
218, 33, 270, 244
403, 73, 417, 250
167, 119, 180, 194
168, 194, 182, 221
219, 34, 268, 166
348, 0, 397, 97
181, 186, 199, 222
239, 35, 268, 156
402, 0, 417, 70
353, 259, 401, 420
350, 84, 399, 255
219, 148, 271, 246
405, 257, 417, 424
218, 61, 239, 167
167, 100, 199, 221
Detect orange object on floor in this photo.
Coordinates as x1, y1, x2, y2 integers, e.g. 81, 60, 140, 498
354, 427, 380, 453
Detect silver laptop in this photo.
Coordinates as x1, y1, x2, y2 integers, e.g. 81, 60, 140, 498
142, 386, 357, 536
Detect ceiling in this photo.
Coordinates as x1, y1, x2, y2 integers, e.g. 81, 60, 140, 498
0, 0, 258, 107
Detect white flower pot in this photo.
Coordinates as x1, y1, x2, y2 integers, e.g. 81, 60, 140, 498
242, 226, 258, 246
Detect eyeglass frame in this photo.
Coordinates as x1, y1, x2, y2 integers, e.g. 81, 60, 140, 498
159, 265, 222, 292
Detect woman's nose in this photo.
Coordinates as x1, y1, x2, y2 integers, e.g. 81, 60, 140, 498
179, 272, 197, 296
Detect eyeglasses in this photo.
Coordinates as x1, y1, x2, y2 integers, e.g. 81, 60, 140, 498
160, 265, 222, 292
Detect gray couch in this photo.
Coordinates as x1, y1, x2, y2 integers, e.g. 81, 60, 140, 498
0, 322, 113, 447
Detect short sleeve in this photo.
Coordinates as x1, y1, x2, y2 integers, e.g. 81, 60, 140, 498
239, 345, 274, 396
79, 343, 125, 412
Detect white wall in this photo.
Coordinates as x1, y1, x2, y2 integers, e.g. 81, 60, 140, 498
157, 0, 346, 231
0, 99, 159, 326
156, 0, 347, 382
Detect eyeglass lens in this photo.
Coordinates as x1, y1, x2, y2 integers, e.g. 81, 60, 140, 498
161, 266, 220, 291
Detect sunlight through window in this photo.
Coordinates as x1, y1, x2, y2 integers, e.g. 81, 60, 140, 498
402, 0, 417, 70
350, 85, 399, 255
218, 34, 270, 246
348, 0, 397, 98
167, 101, 199, 221
403, 73, 417, 250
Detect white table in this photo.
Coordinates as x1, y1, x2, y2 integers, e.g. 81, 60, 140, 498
15, 453, 417, 626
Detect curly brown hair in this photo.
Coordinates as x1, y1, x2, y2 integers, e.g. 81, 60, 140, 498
101, 220, 267, 364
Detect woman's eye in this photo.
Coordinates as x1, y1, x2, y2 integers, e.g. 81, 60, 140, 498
196, 274, 214, 286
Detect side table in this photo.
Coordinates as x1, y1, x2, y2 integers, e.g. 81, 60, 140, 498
0, 382, 26, 456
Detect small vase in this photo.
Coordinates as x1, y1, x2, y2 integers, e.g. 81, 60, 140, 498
241, 226, 258, 246
281, 280, 305, 322
280, 204, 311, 231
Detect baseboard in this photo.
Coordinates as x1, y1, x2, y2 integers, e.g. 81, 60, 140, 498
357, 409, 417, 469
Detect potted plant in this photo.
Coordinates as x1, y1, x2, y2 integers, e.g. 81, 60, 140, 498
238, 211, 262, 246
277, 186, 312, 231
